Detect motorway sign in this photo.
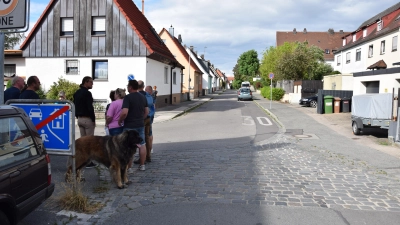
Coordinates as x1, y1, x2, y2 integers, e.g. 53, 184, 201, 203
269, 73, 274, 79
11, 103, 72, 152
0, 0, 27, 29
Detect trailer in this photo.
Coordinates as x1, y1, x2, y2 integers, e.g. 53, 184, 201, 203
351, 93, 398, 135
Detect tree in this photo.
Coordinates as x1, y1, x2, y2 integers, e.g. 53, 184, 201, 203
4, 32, 25, 50
311, 62, 335, 80
46, 78, 80, 100
259, 43, 297, 81
232, 62, 240, 81
238, 50, 259, 78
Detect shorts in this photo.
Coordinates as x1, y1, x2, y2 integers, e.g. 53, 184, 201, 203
109, 127, 123, 136
144, 117, 152, 137
123, 127, 145, 145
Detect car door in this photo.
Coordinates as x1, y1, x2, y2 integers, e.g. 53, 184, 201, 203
0, 116, 47, 205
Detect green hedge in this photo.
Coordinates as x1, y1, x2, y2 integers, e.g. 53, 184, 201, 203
260, 86, 285, 101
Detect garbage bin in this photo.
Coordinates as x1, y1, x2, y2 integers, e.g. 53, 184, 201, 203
324, 95, 334, 114
334, 97, 341, 113
341, 97, 351, 113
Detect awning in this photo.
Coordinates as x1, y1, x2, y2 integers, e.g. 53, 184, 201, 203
367, 60, 387, 70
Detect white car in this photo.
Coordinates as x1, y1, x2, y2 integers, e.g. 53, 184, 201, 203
29, 108, 42, 120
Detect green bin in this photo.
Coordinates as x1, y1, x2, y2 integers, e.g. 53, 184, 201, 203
324, 95, 334, 114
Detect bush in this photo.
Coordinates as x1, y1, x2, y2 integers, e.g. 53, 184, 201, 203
47, 78, 80, 101
232, 80, 242, 89
260, 86, 285, 101
6, 79, 12, 88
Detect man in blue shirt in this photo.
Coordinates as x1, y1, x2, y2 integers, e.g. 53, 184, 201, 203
20, 76, 41, 99
4, 76, 25, 102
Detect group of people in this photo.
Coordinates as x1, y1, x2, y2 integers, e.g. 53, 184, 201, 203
4, 75, 42, 102
74, 76, 157, 171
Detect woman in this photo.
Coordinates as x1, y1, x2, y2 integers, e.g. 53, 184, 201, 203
106, 88, 126, 136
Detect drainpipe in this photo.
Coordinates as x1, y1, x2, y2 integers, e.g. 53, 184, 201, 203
170, 64, 176, 104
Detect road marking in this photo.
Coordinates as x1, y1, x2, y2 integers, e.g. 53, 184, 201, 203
242, 116, 255, 125
256, 117, 272, 126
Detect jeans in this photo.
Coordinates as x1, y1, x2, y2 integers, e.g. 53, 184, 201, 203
123, 127, 145, 145
109, 127, 124, 136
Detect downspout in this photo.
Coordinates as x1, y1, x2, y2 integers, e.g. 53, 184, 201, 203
170, 63, 176, 104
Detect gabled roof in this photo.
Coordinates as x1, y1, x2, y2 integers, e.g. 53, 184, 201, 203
336, 9, 400, 52
227, 77, 234, 82
276, 30, 351, 60
358, 2, 400, 30
159, 28, 202, 73
215, 68, 225, 78
367, 60, 387, 70
20, 0, 179, 66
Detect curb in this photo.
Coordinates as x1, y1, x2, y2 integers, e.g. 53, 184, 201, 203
172, 98, 213, 120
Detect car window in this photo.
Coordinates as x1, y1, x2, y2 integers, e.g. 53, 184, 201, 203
241, 89, 250, 93
0, 117, 38, 168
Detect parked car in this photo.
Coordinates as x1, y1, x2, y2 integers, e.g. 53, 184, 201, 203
238, 88, 253, 101
241, 81, 250, 88
299, 95, 318, 108
0, 105, 55, 225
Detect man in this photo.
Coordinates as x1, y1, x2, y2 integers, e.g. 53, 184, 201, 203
4, 76, 25, 102
136, 81, 154, 163
119, 79, 148, 171
73, 76, 97, 168
145, 85, 155, 157
19, 76, 41, 99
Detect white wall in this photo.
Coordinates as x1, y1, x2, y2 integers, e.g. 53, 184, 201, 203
366, 30, 400, 69
342, 75, 354, 90
353, 73, 400, 95
333, 45, 367, 74
25, 57, 179, 101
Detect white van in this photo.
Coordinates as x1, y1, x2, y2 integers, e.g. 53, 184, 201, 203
241, 81, 250, 88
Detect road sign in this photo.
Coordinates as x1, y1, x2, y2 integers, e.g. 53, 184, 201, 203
269, 73, 274, 79
0, 0, 27, 29
11, 103, 72, 152
128, 74, 135, 80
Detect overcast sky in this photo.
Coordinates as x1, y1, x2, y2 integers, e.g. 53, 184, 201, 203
28, 0, 400, 76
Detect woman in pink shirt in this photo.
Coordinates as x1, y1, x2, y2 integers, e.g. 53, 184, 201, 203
106, 88, 126, 136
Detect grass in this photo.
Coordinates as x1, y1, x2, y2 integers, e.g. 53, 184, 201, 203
377, 139, 390, 146
58, 182, 104, 213
93, 185, 109, 194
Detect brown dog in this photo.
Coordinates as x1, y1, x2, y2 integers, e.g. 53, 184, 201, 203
65, 130, 143, 189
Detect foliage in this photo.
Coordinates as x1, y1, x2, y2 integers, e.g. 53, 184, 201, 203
4, 32, 25, 50
233, 63, 240, 81
238, 50, 259, 77
260, 86, 285, 101
46, 78, 80, 100
221, 80, 226, 89
311, 62, 335, 80
260, 41, 326, 81
254, 81, 261, 90
6, 79, 12, 89
36, 86, 47, 99
232, 80, 242, 89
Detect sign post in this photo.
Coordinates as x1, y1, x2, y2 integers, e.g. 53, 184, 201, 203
0, 0, 30, 105
269, 73, 274, 109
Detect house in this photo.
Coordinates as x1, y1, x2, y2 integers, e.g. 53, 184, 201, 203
209, 64, 219, 92
159, 27, 203, 100
20, 0, 182, 107
215, 68, 226, 89
186, 47, 213, 95
333, 2, 400, 95
276, 28, 351, 66
226, 76, 234, 89
3, 50, 26, 88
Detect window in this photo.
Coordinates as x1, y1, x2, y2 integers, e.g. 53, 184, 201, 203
368, 45, 373, 58
346, 52, 351, 64
325, 49, 330, 54
381, 41, 385, 54
92, 60, 108, 80
337, 55, 341, 66
173, 71, 176, 84
363, 29, 367, 37
65, 60, 79, 75
0, 117, 38, 168
164, 67, 168, 84
92, 17, 105, 35
353, 34, 356, 42
377, 20, 383, 31
4, 64, 16, 77
342, 39, 346, 46
61, 18, 73, 36
356, 49, 361, 61
393, 36, 398, 51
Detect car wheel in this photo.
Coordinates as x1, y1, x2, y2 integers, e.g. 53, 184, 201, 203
310, 100, 317, 108
0, 211, 10, 225
352, 121, 361, 135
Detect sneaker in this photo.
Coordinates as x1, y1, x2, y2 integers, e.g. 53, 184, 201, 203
86, 161, 98, 168
127, 168, 134, 174
138, 165, 145, 171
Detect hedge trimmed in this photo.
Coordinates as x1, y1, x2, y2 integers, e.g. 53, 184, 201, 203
260, 86, 285, 101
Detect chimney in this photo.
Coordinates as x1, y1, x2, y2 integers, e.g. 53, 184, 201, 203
142, 0, 144, 15
169, 25, 174, 37
178, 34, 182, 43
303, 28, 307, 34
328, 28, 334, 34
200, 54, 204, 59
340, 30, 343, 34
190, 46, 194, 51
293, 28, 297, 34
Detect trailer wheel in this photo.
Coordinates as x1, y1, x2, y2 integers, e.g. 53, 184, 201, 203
352, 121, 361, 135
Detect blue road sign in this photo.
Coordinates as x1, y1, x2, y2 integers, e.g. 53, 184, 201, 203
11, 104, 71, 152
269, 73, 274, 79
128, 74, 135, 80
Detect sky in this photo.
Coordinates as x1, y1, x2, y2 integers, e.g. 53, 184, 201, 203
26, 0, 400, 76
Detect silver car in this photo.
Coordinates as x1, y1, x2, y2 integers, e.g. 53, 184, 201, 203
237, 88, 253, 101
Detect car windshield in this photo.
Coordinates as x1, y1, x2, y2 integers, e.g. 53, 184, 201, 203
241, 89, 250, 93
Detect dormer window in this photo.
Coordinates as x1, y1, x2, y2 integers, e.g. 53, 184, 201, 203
363, 29, 367, 37
342, 39, 346, 46
377, 20, 383, 31
61, 18, 73, 36
325, 49, 330, 54
353, 34, 356, 42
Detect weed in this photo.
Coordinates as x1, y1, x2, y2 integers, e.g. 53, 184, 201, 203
93, 185, 109, 194
58, 183, 104, 213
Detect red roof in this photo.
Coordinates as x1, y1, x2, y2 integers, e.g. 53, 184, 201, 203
20, 0, 179, 66
160, 28, 202, 73
227, 77, 234, 82
215, 68, 225, 78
